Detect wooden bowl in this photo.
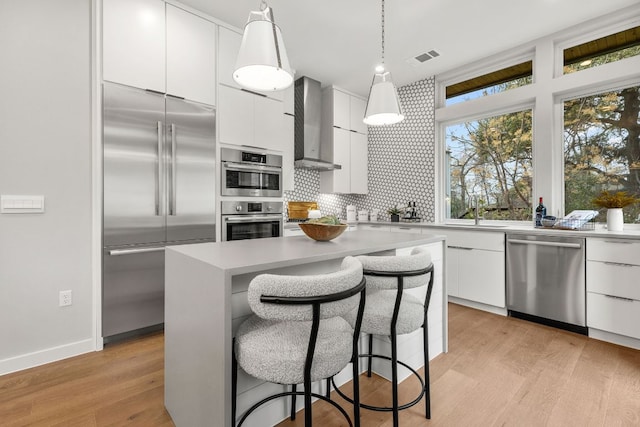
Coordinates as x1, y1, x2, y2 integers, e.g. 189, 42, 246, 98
298, 223, 347, 241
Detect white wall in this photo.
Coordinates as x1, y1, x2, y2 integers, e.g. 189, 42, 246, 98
0, 0, 94, 374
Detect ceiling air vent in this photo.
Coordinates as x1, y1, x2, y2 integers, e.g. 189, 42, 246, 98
406, 50, 441, 66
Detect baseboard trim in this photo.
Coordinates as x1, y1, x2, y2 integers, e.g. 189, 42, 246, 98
448, 296, 508, 316
0, 338, 96, 376
589, 328, 640, 350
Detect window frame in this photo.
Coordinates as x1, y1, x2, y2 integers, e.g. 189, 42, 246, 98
435, 9, 640, 224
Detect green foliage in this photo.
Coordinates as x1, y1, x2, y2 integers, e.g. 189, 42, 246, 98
306, 215, 342, 225
592, 191, 640, 208
563, 83, 640, 223
447, 109, 533, 220
386, 206, 404, 215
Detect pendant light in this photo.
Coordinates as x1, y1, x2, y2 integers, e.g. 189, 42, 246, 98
364, 0, 404, 126
233, 0, 294, 92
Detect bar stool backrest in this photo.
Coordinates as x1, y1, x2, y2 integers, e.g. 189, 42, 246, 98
247, 256, 364, 321
357, 246, 432, 290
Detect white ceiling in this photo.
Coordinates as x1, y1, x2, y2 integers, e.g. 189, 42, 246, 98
180, 0, 639, 97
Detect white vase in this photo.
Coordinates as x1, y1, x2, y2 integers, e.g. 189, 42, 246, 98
607, 208, 624, 231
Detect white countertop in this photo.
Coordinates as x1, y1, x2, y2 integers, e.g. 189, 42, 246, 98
168, 230, 445, 275
353, 220, 640, 240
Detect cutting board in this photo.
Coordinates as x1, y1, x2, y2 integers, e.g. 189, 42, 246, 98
287, 201, 318, 220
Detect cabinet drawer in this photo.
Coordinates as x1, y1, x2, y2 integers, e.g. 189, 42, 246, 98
444, 229, 504, 251
389, 225, 423, 234
587, 292, 640, 339
587, 238, 640, 265
587, 261, 640, 300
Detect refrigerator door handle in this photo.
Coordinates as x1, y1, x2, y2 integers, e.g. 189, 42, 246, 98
156, 121, 163, 216
170, 123, 177, 216
108, 247, 166, 256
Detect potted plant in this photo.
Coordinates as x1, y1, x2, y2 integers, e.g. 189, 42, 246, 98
592, 190, 640, 231
387, 206, 404, 222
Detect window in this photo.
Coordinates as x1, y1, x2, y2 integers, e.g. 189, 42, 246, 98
446, 110, 533, 220
564, 84, 640, 223
445, 61, 532, 106
563, 26, 640, 74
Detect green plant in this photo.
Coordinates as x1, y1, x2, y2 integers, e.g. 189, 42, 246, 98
387, 206, 404, 215
592, 191, 640, 208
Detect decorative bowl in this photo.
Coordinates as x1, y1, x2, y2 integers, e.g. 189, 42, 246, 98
540, 217, 557, 227
298, 223, 347, 241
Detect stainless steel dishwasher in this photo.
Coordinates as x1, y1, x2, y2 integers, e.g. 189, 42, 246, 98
506, 233, 587, 334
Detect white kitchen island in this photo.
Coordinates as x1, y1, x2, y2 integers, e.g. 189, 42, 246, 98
164, 230, 446, 427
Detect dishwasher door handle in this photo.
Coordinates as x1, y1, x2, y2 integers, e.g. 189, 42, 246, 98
508, 239, 582, 249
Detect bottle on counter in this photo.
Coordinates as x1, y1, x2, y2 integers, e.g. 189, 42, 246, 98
535, 197, 546, 227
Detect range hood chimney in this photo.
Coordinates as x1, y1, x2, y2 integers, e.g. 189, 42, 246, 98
294, 76, 341, 171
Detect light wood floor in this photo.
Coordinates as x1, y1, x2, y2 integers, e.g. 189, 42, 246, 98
2, 303, 639, 426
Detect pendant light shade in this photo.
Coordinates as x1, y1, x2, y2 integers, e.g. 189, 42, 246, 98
233, 3, 293, 92
364, 71, 404, 126
364, 0, 404, 126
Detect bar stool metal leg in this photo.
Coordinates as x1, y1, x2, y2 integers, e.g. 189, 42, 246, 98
232, 338, 238, 427
326, 378, 331, 399
423, 321, 431, 419
367, 334, 373, 377
291, 384, 297, 420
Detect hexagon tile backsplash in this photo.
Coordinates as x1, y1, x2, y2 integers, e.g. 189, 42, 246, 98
284, 76, 436, 222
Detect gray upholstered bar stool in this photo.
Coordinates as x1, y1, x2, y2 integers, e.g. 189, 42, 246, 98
336, 246, 434, 427
232, 256, 367, 427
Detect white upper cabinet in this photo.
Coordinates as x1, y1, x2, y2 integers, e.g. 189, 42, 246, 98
217, 26, 241, 89
319, 87, 369, 194
166, 5, 216, 106
349, 132, 368, 194
282, 114, 295, 191
254, 95, 284, 150
320, 128, 351, 194
103, 0, 165, 93
217, 26, 283, 101
350, 96, 367, 134
218, 85, 254, 146
103, 0, 216, 105
332, 89, 350, 130
283, 84, 295, 116
218, 85, 284, 151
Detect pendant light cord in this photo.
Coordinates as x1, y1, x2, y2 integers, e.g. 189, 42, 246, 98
381, 0, 385, 67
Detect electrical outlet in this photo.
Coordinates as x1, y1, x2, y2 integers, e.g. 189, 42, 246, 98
59, 290, 72, 307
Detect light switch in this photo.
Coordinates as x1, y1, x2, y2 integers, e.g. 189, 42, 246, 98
0, 195, 45, 214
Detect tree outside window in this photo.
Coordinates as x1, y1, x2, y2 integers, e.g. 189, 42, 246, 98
564, 84, 640, 223
446, 110, 533, 220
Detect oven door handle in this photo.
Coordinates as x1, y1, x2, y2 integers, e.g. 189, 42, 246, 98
223, 162, 282, 174
224, 215, 283, 223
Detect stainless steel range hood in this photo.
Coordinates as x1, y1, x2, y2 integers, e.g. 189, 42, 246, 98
294, 76, 341, 171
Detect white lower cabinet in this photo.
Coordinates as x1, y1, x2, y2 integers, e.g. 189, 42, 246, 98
358, 224, 390, 232
586, 238, 640, 342
443, 230, 505, 308
283, 227, 305, 237
389, 225, 423, 234
587, 293, 640, 340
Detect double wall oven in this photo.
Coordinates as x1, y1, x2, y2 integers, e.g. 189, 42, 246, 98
221, 201, 283, 241
220, 147, 284, 241
221, 147, 282, 197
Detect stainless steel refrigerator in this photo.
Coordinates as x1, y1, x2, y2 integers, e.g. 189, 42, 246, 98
102, 82, 215, 342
